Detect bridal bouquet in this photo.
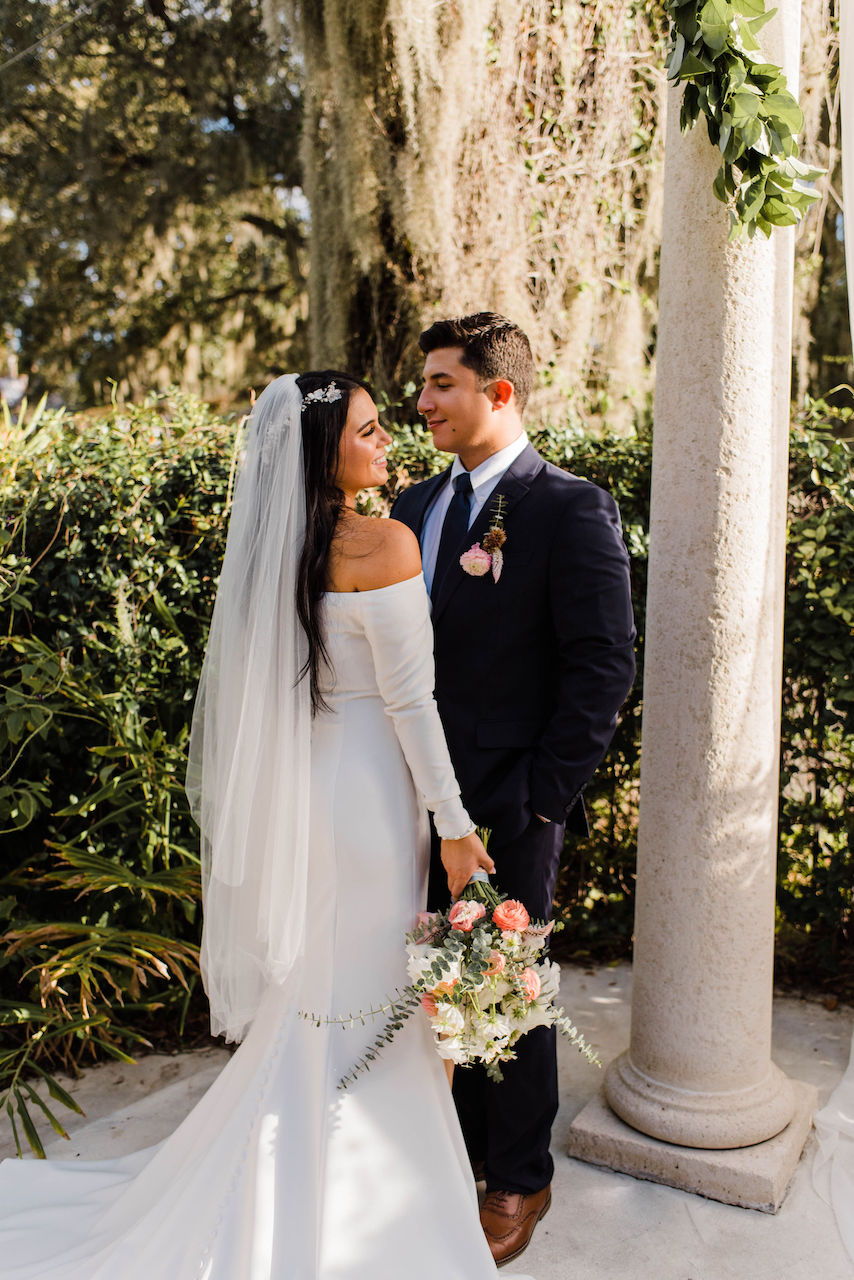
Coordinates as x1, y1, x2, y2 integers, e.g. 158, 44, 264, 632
404, 878, 599, 1081
325, 876, 599, 1089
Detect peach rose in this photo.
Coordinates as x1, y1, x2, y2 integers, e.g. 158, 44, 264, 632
519, 967, 541, 1003
484, 950, 506, 977
420, 993, 439, 1017
492, 899, 530, 933
449, 900, 487, 932
459, 544, 492, 577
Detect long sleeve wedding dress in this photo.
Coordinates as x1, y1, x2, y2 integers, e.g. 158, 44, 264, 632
0, 573, 532, 1280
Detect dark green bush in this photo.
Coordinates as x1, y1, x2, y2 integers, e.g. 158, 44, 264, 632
539, 412, 852, 992
0, 391, 235, 1152
1, 391, 851, 1154
775, 405, 853, 994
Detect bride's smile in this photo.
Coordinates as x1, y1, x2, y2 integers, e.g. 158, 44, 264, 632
334, 387, 392, 501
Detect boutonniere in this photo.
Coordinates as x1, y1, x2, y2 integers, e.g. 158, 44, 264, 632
459, 495, 507, 583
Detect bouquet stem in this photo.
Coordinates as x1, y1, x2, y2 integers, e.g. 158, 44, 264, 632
460, 869, 503, 911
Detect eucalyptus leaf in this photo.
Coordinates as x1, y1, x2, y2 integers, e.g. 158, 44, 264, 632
761, 197, 800, 225
678, 50, 716, 78
664, 0, 823, 235
763, 92, 804, 132
739, 117, 763, 149
783, 155, 823, 181
730, 89, 761, 123
726, 60, 748, 94
716, 121, 733, 156
735, 17, 761, 51
700, 19, 730, 53
700, 0, 733, 24
740, 179, 769, 223
752, 126, 772, 156
747, 8, 777, 36
667, 31, 688, 78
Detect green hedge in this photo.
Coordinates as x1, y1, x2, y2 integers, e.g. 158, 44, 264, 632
1, 392, 851, 1152
0, 393, 233, 1153
546, 418, 853, 992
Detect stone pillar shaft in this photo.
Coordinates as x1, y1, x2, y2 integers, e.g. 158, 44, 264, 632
602, 1, 801, 1150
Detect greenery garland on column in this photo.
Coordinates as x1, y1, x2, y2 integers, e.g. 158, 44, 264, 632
664, 0, 822, 237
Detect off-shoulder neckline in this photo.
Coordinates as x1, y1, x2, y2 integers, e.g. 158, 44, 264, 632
323, 572, 424, 599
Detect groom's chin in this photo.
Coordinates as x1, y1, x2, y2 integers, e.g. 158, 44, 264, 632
428, 426, 455, 454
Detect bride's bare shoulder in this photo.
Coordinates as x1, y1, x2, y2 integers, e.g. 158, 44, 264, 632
329, 515, 422, 592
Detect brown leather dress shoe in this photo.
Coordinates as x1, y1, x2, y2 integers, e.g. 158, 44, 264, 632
479, 1185, 552, 1266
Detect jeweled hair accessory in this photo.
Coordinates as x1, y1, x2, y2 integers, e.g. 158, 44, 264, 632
301, 381, 343, 410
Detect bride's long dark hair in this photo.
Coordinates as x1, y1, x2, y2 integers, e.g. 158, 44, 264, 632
295, 369, 372, 715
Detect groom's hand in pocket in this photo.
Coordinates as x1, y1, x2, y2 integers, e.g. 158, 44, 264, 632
441, 832, 495, 900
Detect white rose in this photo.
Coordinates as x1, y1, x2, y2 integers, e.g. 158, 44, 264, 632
434, 1004, 465, 1037
484, 976, 511, 1002
481, 1012, 512, 1042
435, 1036, 469, 1064
514, 1002, 554, 1035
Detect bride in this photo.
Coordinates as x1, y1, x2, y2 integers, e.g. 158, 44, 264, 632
0, 372, 536, 1279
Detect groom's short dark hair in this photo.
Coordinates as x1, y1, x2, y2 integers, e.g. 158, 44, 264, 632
418, 312, 534, 412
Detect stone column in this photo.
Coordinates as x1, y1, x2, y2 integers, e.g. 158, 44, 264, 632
568, 0, 816, 1209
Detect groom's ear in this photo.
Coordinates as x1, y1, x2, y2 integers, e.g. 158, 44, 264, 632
487, 378, 514, 410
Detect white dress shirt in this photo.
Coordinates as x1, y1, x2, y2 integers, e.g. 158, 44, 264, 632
420, 433, 529, 595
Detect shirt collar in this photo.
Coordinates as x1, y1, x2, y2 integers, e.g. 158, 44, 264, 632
449, 432, 528, 499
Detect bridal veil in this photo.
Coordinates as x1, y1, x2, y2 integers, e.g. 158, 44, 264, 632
186, 374, 311, 1043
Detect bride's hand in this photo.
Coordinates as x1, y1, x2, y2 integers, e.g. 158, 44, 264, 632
440, 832, 495, 900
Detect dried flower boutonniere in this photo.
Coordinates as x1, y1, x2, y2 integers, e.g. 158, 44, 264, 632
460, 495, 507, 583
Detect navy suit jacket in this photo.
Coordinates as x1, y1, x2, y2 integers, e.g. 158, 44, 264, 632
393, 444, 636, 843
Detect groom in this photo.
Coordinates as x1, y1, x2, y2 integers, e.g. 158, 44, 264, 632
393, 313, 635, 1266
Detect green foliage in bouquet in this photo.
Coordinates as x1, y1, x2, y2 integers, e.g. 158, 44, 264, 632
306, 873, 597, 1091
664, 0, 822, 238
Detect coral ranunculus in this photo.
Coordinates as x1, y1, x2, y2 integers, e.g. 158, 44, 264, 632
448, 900, 487, 932
492, 900, 531, 933
484, 950, 506, 977
519, 967, 541, 1003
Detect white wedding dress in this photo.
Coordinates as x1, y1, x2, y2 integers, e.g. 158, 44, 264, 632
0, 574, 532, 1280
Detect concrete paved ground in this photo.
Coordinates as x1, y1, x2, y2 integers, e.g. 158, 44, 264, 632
2, 964, 851, 1280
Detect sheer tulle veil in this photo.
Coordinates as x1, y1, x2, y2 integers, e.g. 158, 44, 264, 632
186, 374, 311, 1043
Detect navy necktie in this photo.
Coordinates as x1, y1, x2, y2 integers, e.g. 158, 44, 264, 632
432, 472, 473, 600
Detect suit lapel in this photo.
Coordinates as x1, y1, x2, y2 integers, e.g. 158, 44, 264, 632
432, 444, 544, 621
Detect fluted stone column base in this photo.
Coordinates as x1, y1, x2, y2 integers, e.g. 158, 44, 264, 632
603, 1051, 797, 1150
567, 1079, 817, 1213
